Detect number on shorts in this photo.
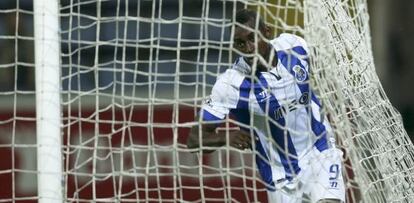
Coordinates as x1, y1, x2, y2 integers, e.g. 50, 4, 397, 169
329, 164, 339, 180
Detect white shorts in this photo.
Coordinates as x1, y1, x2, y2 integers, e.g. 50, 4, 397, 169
267, 147, 345, 203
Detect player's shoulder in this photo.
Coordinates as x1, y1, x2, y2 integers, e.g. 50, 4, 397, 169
210, 69, 244, 99
270, 33, 309, 53
215, 57, 246, 83
215, 67, 245, 88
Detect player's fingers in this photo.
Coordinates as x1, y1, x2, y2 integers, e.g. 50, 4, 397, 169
230, 132, 251, 149
235, 132, 251, 149
237, 139, 251, 149
230, 142, 243, 149
229, 138, 240, 147
244, 140, 252, 149
241, 133, 252, 144
231, 139, 248, 150
245, 139, 252, 149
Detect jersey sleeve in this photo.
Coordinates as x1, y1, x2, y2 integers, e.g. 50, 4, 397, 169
288, 34, 310, 77
289, 34, 309, 55
271, 33, 311, 81
273, 33, 310, 55
201, 74, 239, 121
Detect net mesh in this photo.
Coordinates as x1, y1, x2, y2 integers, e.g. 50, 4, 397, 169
0, 1, 37, 202
59, 0, 260, 202
305, 0, 414, 202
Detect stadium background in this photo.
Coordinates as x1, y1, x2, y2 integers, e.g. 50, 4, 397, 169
0, 0, 413, 201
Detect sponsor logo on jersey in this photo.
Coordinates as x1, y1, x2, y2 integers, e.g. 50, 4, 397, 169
274, 92, 309, 120
257, 90, 270, 103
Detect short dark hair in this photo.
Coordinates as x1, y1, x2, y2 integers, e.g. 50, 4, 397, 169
235, 9, 266, 30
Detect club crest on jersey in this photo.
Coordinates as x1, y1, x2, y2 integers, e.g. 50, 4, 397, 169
293, 65, 307, 82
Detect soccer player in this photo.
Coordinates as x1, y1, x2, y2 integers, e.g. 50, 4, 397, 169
187, 9, 345, 203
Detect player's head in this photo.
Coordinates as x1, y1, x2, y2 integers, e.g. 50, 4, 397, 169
234, 9, 272, 70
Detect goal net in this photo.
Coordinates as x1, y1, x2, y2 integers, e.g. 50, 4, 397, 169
0, 0, 413, 202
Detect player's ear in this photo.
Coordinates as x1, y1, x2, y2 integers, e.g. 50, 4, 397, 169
262, 25, 272, 39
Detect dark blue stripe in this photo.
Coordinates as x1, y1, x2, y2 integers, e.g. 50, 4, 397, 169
314, 128, 329, 151
230, 109, 276, 191
292, 46, 310, 64
237, 79, 250, 109
277, 50, 309, 86
278, 49, 329, 152
309, 91, 328, 151
231, 79, 276, 191
255, 73, 301, 179
311, 92, 321, 107
292, 46, 308, 55
201, 109, 222, 121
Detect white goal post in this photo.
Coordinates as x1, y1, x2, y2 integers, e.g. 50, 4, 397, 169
34, 0, 62, 202
0, 0, 413, 202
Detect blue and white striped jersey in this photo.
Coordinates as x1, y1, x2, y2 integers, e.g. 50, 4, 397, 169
201, 33, 334, 190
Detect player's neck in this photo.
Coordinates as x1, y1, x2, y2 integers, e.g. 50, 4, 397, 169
269, 49, 278, 67
260, 46, 277, 72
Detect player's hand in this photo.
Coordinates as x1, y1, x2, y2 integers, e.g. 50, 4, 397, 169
228, 130, 252, 150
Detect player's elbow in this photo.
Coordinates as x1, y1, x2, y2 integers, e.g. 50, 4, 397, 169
186, 134, 198, 150
186, 127, 200, 150
187, 124, 217, 153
